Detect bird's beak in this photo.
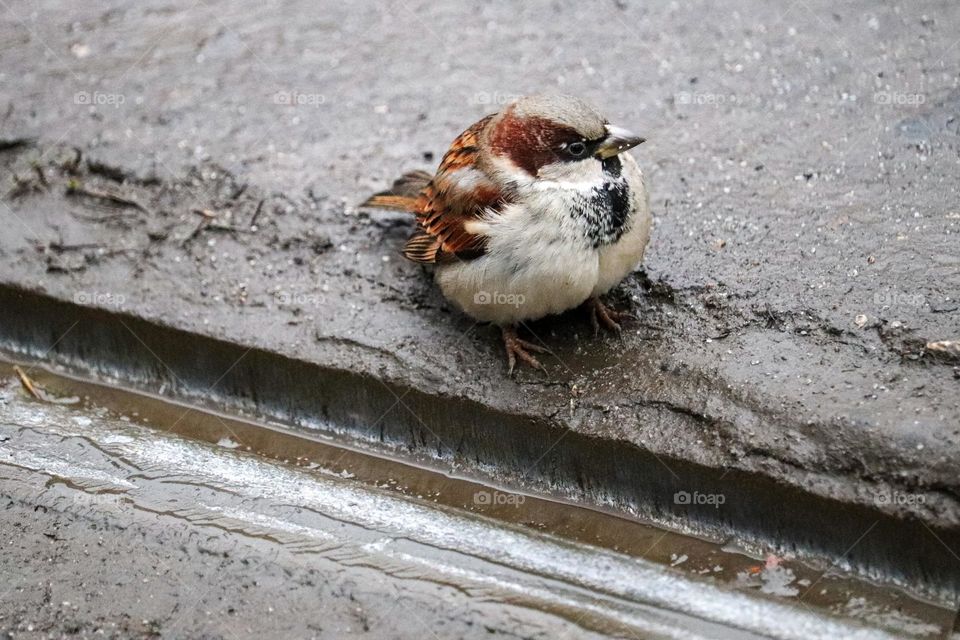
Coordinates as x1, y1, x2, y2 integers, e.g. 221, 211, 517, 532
595, 125, 645, 159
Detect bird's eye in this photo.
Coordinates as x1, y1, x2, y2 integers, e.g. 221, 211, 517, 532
566, 141, 588, 158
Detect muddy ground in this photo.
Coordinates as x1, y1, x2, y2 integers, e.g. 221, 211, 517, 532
0, 0, 959, 630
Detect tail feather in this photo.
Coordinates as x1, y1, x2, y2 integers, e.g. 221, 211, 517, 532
361, 170, 433, 211
362, 194, 419, 211
388, 170, 432, 197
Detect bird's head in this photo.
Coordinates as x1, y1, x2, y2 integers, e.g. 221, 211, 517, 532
483, 94, 645, 187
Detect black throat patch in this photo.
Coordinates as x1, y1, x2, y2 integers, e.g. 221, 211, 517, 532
571, 156, 632, 248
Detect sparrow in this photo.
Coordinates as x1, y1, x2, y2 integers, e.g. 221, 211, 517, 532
363, 94, 651, 374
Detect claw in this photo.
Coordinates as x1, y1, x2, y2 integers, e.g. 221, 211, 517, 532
587, 297, 633, 335
501, 326, 549, 375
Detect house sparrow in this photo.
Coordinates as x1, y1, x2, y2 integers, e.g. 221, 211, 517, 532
364, 94, 651, 374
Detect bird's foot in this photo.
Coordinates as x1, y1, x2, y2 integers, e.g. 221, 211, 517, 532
501, 325, 549, 375
587, 297, 633, 335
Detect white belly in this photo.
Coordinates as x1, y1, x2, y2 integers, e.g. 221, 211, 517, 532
434, 153, 650, 325
436, 200, 599, 325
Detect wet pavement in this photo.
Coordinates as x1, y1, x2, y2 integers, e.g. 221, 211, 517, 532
1, 0, 960, 636
0, 398, 615, 639
0, 361, 947, 639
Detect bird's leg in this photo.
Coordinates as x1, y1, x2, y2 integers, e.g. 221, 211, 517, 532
586, 296, 633, 335
501, 325, 549, 375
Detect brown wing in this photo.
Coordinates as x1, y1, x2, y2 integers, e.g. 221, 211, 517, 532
405, 114, 508, 263
362, 114, 506, 263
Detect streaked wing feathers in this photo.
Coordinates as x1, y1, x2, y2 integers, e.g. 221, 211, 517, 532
403, 114, 504, 263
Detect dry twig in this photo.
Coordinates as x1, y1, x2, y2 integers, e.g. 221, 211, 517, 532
13, 365, 41, 400
66, 180, 152, 215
